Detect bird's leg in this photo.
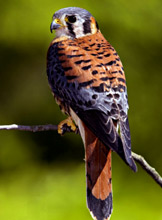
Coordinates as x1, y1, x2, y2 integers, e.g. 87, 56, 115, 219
58, 117, 77, 135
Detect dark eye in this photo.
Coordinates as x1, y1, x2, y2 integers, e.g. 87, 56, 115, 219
67, 15, 76, 23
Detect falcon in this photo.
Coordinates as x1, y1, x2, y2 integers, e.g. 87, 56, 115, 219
47, 7, 137, 220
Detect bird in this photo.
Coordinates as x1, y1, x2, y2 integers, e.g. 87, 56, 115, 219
47, 7, 137, 220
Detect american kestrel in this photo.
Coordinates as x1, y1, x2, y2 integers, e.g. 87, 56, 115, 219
47, 7, 137, 220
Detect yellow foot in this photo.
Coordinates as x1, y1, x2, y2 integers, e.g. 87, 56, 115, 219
58, 117, 77, 135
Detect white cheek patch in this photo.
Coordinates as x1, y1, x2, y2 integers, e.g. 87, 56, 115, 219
55, 28, 68, 38
73, 17, 85, 38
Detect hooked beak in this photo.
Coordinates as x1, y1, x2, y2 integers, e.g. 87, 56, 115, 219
50, 20, 61, 33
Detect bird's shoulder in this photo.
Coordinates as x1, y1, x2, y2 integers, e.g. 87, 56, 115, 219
48, 32, 126, 94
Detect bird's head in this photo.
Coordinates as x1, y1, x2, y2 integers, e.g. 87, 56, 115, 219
50, 7, 99, 39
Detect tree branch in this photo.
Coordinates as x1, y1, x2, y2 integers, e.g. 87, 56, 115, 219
132, 152, 162, 187
0, 124, 161, 188
0, 124, 58, 132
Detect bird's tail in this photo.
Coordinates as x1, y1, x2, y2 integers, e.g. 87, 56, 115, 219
84, 125, 112, 220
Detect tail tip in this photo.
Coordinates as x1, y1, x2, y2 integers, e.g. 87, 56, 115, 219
87, 189, 113, 220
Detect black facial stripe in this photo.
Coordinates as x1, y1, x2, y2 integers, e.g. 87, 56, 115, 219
66, 22, 76, 38
83, 19, 91, 34
95, 21, 99, 30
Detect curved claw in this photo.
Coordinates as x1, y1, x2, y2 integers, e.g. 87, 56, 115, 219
58, 117, 77, 135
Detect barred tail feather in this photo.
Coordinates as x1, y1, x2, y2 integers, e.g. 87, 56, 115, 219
84, 125, 113, 220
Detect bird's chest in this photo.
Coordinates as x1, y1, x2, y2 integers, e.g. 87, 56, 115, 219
47, 44, 65, 93
47, 43, 71, 115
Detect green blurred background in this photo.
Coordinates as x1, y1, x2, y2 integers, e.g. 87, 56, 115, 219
0, 0, 162, 219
